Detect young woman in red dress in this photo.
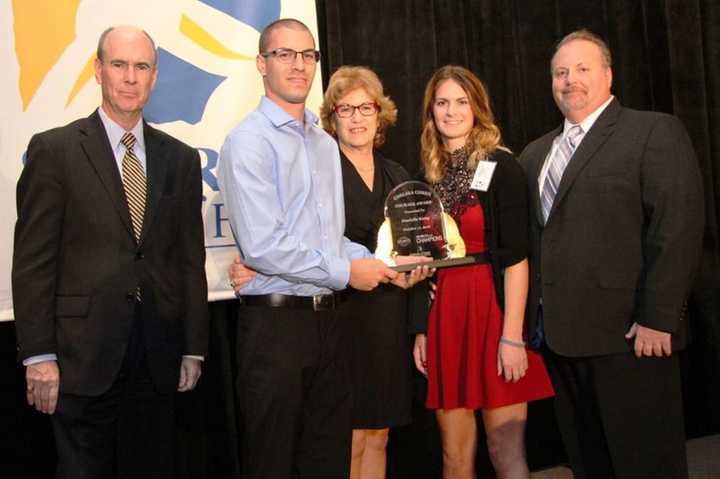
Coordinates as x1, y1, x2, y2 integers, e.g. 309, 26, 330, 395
412, 65, 554, 479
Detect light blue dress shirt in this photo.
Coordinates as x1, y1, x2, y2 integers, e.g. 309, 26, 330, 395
98, 106, 147, 176
217, 96, 370, 297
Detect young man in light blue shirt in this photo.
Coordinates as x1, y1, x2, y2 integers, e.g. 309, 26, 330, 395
218, 18, 422, 479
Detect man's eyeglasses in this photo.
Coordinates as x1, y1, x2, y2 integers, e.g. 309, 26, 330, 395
333, 102, 379, 118
260, 48, 321, 64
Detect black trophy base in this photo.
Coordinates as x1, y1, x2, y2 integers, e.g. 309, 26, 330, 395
390, 253, 489, 273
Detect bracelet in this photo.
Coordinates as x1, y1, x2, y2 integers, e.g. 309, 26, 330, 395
499, 337, 525, 348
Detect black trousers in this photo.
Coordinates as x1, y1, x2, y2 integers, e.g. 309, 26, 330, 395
235, 304, 352, 479
544, 348, 688, 479
51, 306, 176, 479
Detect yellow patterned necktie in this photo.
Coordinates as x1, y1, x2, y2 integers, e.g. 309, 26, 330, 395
120, 132, 146, 242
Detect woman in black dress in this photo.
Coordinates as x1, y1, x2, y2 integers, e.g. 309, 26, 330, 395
230, 66, 415, 479
322, 65, 415, 479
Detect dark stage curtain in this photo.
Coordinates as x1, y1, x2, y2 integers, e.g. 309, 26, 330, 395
2, 1, 718, 478
317, 0, 720, 437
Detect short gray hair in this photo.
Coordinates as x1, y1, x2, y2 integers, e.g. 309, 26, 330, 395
553, 29, 612, 69
96, 26, 157, 64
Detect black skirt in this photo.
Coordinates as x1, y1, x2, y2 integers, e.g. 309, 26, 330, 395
340, 285, 413, 428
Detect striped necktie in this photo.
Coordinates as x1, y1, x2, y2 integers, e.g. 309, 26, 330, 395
541, 125, 583, 223
120, 132, 146, 242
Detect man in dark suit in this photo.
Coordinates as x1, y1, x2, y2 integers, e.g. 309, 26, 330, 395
12, 25, 208, 478
519, 29, 703, 479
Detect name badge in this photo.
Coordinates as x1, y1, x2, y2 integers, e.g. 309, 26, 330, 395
471, 161, 497, 192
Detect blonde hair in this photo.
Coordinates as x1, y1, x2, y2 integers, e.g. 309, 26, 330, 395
420, 65, 502, 183
319, 66, 397, 147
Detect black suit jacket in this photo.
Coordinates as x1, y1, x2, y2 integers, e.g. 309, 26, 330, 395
518, 99, 704, 357
12, 110, 209, 395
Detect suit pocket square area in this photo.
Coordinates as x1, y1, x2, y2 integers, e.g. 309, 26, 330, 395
55, 295, 90, 317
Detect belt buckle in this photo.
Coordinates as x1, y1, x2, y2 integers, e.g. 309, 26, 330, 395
312, 294, 333, 311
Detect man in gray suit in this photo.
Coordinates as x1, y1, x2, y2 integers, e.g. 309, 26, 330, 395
519, 29, 703, 479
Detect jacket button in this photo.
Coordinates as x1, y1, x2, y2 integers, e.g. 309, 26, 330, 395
135, 252, 144, 260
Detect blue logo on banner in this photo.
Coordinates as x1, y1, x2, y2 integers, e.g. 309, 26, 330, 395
145, 49, 227, 125
198, 0, 281, 32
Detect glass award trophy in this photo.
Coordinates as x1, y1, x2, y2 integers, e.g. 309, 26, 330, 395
375, 181, 480, 272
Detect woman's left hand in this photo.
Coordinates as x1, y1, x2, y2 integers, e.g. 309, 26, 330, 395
497, 341, 528, 383
392, 256, 434, 289
228, 255, 257, 292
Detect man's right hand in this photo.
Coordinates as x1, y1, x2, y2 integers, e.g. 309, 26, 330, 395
26, 360, 60, 414
349, 258, 398, 291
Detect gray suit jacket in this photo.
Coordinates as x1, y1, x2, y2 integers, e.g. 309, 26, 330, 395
518, 99, 704, 357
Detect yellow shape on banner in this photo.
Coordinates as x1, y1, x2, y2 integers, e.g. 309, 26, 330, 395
180, 14, 253, 60
13, 0, 81, 110
66, 54, 96, 107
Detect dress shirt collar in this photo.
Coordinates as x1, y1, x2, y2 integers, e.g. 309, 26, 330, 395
98, 106, 146, 153
562, 95, 614, 136
258, 96, 319, 131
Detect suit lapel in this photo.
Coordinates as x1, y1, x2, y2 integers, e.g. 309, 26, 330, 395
80, 111, 134, 238
531, 128, 560, 226
552, 99, 621, 211
139, 123, 168, 246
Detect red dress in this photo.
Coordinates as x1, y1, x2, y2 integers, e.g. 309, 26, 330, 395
426, 203, 554, 410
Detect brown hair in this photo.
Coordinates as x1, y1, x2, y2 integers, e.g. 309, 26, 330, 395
420, 65, 502, 182
319, 66, 397, 148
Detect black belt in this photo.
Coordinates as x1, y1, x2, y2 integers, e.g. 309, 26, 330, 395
239, 292, 345, 311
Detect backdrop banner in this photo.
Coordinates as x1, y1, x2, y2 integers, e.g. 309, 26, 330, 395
0, 0, 322, 320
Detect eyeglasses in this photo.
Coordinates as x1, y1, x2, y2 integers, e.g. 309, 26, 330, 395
333, 102, 379, 118
260, 48, 321, 64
